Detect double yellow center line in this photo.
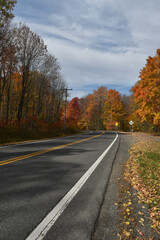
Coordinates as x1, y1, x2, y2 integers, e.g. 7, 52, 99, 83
0, 133, 104, 166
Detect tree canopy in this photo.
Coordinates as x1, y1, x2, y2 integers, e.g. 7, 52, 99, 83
0, 0, 17, 24
132, 49, 160, 131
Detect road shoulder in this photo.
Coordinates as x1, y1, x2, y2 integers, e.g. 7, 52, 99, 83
92, 132, 160, 240
92, 133, 132, 240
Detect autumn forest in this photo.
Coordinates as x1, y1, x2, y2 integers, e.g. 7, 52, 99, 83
0, 1, 160, 143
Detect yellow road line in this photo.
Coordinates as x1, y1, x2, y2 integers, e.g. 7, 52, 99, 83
0, 133, 104, 166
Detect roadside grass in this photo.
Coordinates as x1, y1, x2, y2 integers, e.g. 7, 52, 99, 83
138, 151, 160, 207
124, 137, 160, 234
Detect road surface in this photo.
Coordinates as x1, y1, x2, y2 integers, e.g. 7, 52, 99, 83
0, 131, 120, 240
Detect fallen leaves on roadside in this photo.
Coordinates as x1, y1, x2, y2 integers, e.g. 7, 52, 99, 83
124, 222, 130, 225
117, 133, 160, 240
124, 136, 160, 234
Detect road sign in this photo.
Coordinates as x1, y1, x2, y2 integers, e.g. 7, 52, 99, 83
115, 122, 118, 127
129, 120, 134, 125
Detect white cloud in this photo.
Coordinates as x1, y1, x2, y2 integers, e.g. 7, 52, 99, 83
45, 36, 145, 87
13, 0, 160, 99
120, 0, 160, 54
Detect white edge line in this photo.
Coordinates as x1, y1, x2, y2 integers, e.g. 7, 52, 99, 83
25, 133, 118, 240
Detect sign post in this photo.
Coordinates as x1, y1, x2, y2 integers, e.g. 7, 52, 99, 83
115, 122, 118, 131
129, 120, 134, 132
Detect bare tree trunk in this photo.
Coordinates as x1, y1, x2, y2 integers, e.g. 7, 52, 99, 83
36, 78, 44, 117
24, 89, 30, 118
5, 79, 11, 121
0, 73, 7, 110
18, 85, 26, 120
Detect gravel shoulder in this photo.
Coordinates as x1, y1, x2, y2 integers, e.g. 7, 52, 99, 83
92, 132, 160, 240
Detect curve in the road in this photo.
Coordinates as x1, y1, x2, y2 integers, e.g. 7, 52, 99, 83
0, 133, 104, 166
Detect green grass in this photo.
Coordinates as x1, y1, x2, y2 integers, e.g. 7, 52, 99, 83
126, 138, 160, 232
138, 152, 160, 182
138, 150, 160, 211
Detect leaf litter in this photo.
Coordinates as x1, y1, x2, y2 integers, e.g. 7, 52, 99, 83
117, 133, 160, 239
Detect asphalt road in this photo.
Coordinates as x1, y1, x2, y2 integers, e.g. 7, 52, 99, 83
0, 131, 120, 240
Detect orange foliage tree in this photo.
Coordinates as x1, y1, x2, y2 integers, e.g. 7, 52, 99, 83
66, 97, 81, 128
132, 49, 160, 132
103, 89, 124, 130
79, 86, 108, 130
0, 22, 66, 131
78, 86, 126, 131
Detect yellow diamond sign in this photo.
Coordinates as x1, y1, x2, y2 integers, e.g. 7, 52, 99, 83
115, 122, 118, 127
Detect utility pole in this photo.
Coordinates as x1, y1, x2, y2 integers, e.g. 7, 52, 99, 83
63, 88, 72, 130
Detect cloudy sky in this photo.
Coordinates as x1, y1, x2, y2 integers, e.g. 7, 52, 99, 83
13, 0, 160, 99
